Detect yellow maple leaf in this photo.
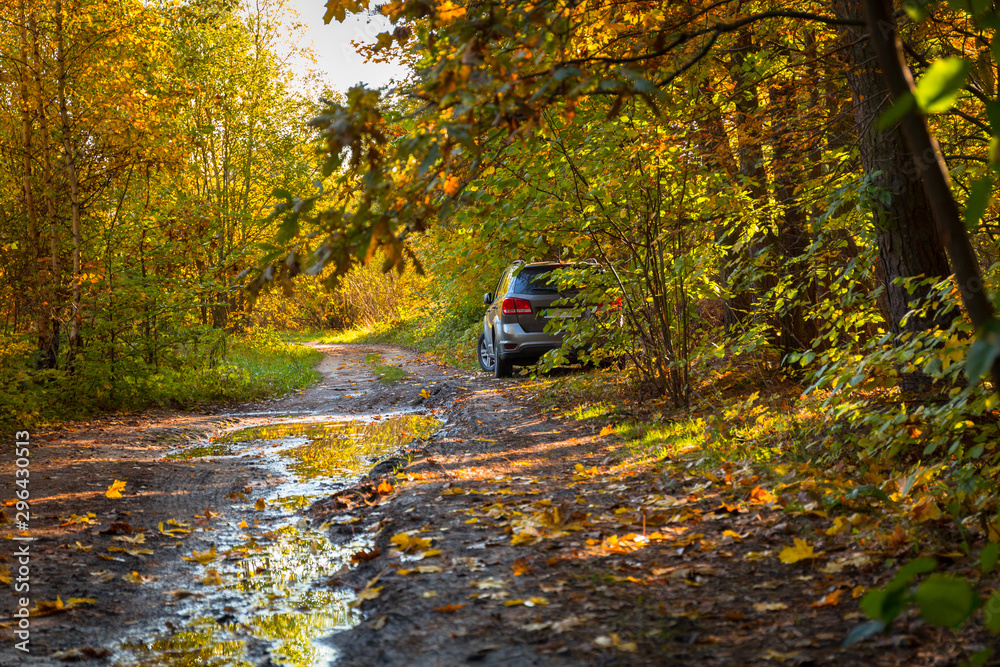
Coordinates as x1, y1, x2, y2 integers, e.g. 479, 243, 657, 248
599, 425, 614, 437
778, 538, 821, 564
390, 532, 431, 553
825, 516, 851, 536
420, 389, 432, 399
105, 480, 127, 499
182, 546, 218, 565
254, 498, 266, 511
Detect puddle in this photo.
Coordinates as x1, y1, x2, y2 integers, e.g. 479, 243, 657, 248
115, 412, 442, 666
166, 443, 232, 459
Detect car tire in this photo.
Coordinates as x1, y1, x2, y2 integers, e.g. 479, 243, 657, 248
477, 333, 494, 373
494, 351, 513, 378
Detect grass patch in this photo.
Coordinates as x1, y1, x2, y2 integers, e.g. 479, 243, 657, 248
364, 352, 407, 383
287, 312, 480, 370
0, 328, 322, 432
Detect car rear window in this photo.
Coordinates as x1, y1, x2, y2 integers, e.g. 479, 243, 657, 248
513, 267, 580, 294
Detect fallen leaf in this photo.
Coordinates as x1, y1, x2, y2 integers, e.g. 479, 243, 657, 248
513, 558, 532, 576
825, 516, 851, 536
778, 538, 823, 564
390, 532, 432, 553
181, 545, 218, 565
748, 485, 776, 505
105, 480, 127, 499
350, 547, 381, 564
434, 603, 465, 613
377, 480, 394, 494
200, 569, 222, 585
812, 589, 843, 608
254, 498, 266, 511
753, 602, 789, 612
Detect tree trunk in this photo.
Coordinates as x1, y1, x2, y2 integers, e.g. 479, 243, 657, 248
860, 0, 1000, 393
725, 28, 772, 332
56, 0, 83, 366
831, 0, 952, 341
769, 74, 818, 358
15, 2, 55, 369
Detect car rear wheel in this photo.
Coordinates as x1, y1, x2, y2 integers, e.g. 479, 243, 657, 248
477, 333, 494, 373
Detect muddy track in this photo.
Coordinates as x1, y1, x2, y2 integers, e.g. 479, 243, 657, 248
1, 343, 971, 666
0, 344, 470, 666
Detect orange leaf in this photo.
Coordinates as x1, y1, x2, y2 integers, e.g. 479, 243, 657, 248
747, 485, 776, 505
433, 603, 465, 613
812, 589, 843, 607
377, 480, 394, 495
350, 547, 381, 564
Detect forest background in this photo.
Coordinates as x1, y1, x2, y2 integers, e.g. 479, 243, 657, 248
4, 0, 1000, 646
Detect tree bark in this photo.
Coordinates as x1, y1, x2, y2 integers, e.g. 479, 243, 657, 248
15, 2, 55, 369
55, 0, 83, 365
831, 0, 952, 342
860, 0, 1000, 392
769, 74, 817, 357
723, 28, 771, 332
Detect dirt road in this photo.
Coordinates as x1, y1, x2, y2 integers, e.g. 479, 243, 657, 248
0, 344, 975, 666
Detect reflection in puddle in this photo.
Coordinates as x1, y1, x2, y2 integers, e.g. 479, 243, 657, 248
166, 443, 232, 459
116, 412, 441, 666
217, 415, 439, 480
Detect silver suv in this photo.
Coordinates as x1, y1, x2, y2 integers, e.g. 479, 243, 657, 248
477, 261, 582, 377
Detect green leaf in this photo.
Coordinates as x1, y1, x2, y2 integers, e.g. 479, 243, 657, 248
914, 58, 970, 114
965, 177, 993, 230
966, 336, 1000, 384
981, 542, 999, 574
877, 92, 914, 130
860, 588, 909, 623
984, 592, 1000, 633
969, 648, 995, 666
888, 557, 938, 592
915, 574, 979, 627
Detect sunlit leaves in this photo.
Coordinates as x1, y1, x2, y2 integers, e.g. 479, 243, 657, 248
105, 480, 127, 498
913, 57, 970, 114
181, 546, 218, 566
390, 531, 432, 553
777, 538, 822, 564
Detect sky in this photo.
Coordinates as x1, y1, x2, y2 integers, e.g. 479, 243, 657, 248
286, 0, 408, 93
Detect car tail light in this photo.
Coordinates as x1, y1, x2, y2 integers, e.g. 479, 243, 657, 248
501, 297, 532, 315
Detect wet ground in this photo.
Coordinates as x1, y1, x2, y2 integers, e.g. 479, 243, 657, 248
0, 344, 462, 666
1, 343, 984, 666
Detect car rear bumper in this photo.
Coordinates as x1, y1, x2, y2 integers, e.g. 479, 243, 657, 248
498, 323, 563, 361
